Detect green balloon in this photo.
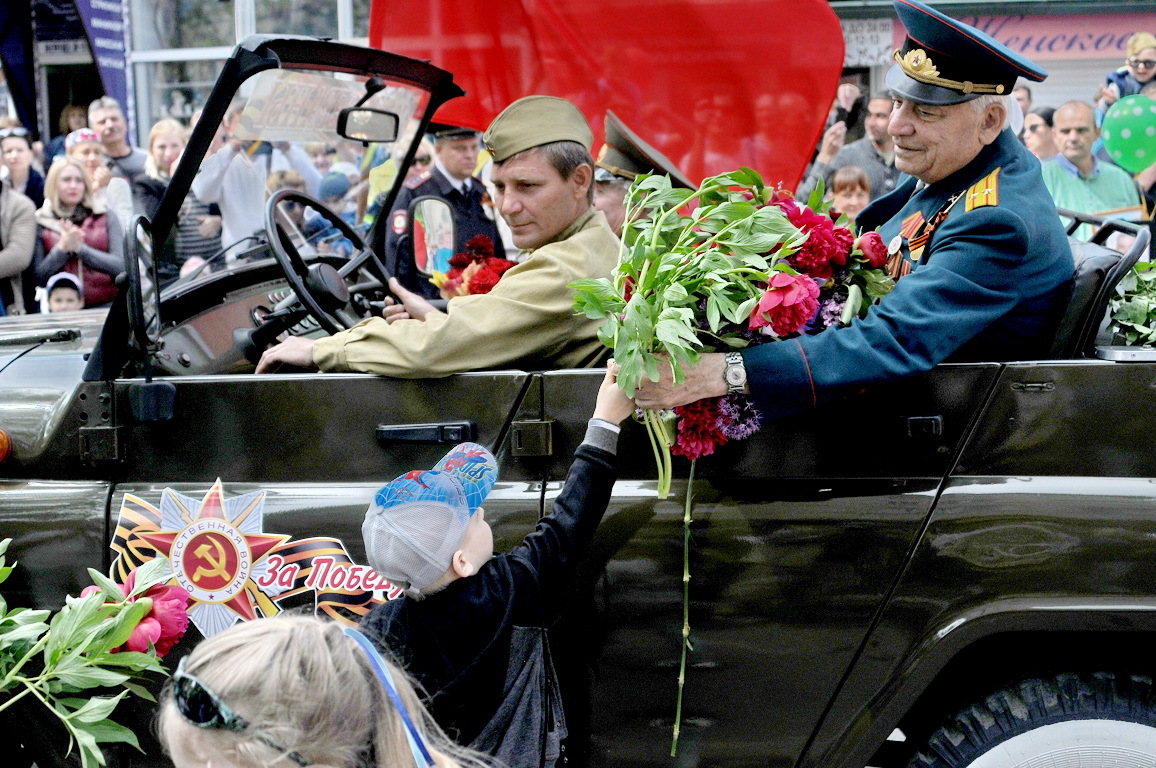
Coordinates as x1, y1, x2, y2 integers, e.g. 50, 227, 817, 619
1101, 94, 1156, 173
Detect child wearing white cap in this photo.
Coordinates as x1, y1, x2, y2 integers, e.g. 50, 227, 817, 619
360, 369, 632, 767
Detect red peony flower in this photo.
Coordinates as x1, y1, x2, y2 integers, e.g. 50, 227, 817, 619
671, 398, 728, 460
750, 271, 821, 337
772, 198, 853, 279
855, 231, 888, 269
81, 567, 190, 658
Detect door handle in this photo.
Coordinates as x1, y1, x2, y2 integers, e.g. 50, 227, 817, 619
375, 421, 476, 445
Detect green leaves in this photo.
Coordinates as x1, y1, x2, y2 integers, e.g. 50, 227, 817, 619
1110, 262, 1156, 345
0, 539, 174, 768
571, 167, 806, 394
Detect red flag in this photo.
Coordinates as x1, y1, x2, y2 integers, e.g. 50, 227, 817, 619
369, 0, 844, 190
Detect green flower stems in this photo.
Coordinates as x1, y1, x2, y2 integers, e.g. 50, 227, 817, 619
671, 459, 696, 757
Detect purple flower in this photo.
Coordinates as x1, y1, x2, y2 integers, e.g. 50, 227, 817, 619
717, 394, 763, 440
819, 295, 847, 328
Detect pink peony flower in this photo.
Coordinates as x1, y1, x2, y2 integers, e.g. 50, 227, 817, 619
84, 568, 190, 658
750, 272, 821, 337
855, 231, 888, 269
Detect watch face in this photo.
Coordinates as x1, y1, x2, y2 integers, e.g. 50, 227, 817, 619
726, 366, 745, 386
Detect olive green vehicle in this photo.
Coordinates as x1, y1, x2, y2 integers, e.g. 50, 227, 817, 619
4, 33, 1156, 768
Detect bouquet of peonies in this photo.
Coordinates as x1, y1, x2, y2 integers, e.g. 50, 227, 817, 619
571, 168, 892, 756
572, 168, 893, 497
0, 543, 189, 768
430, 234, 519, 299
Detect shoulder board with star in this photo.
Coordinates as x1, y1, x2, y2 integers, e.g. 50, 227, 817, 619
964, 168, 1001, 212
404, 169, 432, 190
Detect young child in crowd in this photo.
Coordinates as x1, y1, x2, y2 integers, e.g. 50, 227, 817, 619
359, 369, 633, 767
45, 271, 84, 312
158, 614, 491, 768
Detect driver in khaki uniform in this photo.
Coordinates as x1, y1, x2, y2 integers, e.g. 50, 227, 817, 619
255, 96, 619, 377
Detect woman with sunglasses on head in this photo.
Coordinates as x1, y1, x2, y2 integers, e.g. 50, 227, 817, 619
1, 128, 45, 209
1022, 107, 1057, 162
33, 156, 123, 308
1098, 31, 1156, 112
159, 615, 492, 768
65, 128, 133, 226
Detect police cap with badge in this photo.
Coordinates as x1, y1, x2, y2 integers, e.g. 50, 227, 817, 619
887, 0, 1047, 106
595, 110, 694, 189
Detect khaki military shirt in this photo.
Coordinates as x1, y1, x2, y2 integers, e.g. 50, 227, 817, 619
312, 207, 619, 377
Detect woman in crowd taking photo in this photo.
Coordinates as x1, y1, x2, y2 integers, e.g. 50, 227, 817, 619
134, 118, 187, 220
33, 156, 123, 308
1, 127, 45, 209
158, 615, 490, 768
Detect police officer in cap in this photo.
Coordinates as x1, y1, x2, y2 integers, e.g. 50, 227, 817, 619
593, 110, 694, 236
628, 0, 1074, 421
385, 125, 506, 300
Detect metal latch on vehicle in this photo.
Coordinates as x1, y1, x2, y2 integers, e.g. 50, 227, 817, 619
76, 382, 122, 462
510, 420, 554, 457
905, 415, 943, 438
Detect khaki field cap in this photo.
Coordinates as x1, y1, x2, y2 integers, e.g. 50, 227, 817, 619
483, 95, 593, 163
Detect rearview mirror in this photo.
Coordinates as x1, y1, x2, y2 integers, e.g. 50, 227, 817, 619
337, 107, 400, 143
410, 196, 456, 276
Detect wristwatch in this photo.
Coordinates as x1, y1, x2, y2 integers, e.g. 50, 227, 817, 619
723, 352, 747, 395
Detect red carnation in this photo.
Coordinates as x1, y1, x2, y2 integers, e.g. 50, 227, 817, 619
485, 256, 517, 276
465, 234, 495, 258
468, 266, 502, 294
750, 271, 821, 337
855, 231, 888, 269
671, 397, 728, 460
448, 251, 473, 269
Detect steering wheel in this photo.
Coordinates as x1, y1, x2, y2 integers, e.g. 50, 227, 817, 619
263, 189, 391, 334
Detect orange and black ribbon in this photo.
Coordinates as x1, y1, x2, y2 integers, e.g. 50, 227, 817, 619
887, 192, 965, 281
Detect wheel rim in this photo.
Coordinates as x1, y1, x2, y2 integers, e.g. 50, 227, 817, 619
968, 719, 1156, 768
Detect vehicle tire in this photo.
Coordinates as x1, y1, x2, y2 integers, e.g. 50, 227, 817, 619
909, 672, 1156, 768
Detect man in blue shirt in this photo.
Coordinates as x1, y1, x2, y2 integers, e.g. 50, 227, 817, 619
631, 0, 1074, 421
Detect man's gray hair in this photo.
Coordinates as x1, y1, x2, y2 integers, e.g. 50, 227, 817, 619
499, 140, 595, 203
88, 96, 123, 120
970, 94, 1014, 130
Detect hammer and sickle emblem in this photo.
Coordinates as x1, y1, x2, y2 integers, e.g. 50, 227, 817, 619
192, 537, 231, 583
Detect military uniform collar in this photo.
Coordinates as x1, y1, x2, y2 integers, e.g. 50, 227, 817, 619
430, 163, 475, 196
911, 128, 1014, 207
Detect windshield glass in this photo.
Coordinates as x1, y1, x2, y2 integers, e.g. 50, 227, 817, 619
162, 66, 431, 290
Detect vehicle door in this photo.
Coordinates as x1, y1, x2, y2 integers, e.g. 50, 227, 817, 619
537, 362, 1002, 766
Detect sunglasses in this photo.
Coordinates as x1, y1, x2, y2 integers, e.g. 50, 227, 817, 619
1025, 123, 1049, 134
0, 127, 29, 139
171, 657, 313, 767
1129, 58, 1156, 69
413, 155, 432, 166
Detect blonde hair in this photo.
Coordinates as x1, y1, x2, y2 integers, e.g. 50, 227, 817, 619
43, 156, 96, 218
158, 614, 491, 768
1127, 32, 1156, 59
144, 118, 188, 181
267, 169, 306, 196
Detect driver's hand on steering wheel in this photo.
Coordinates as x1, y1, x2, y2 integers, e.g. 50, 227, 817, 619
256, 336, 319, 374
383, 277, 437, 324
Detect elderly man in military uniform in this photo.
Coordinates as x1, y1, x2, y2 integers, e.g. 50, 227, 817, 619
593, 110, 694, 237
628, 0, 1074, 420
385, 126, 506, 300
256, 96, 619, 376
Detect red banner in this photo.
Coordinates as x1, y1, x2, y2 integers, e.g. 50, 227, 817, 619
369, 0, 844, 189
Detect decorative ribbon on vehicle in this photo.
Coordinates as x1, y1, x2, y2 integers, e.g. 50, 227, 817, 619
109, 479, 403, 639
